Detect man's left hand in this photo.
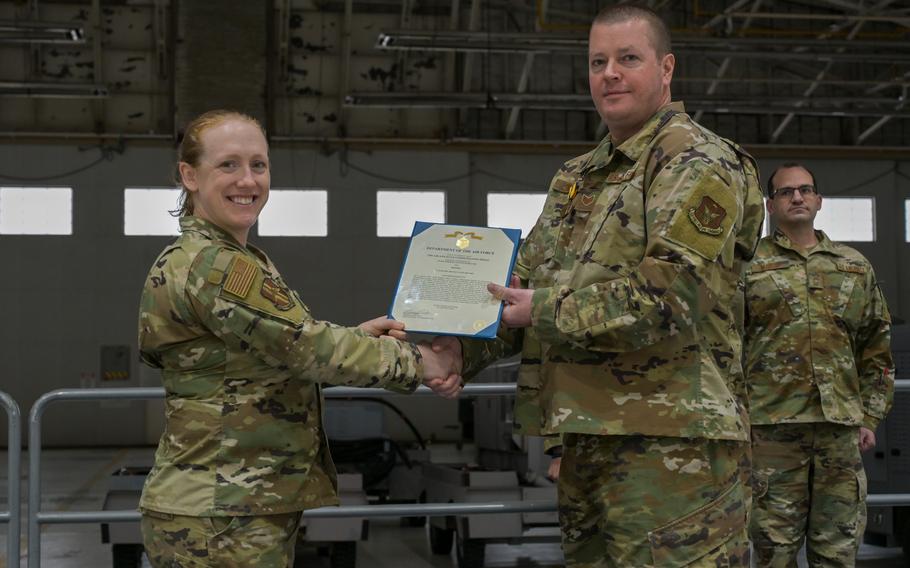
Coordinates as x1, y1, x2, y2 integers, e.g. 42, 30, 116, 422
487, 282, 533, 328
859, 427, 876, 452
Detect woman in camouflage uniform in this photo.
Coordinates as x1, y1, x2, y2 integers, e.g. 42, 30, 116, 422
137, 110, 461, 567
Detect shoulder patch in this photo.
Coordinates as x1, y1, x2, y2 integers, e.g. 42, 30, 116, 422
687, 196, 727, 235
260, 277, 296, 311
664, 175, 738, 261
223, 256, 257, 298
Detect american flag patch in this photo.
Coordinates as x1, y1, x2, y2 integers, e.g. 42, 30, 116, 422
223, 257, 257, 298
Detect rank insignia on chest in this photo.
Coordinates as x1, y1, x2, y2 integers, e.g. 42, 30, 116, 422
687, 196, 726, 235
260, 277, 295, 311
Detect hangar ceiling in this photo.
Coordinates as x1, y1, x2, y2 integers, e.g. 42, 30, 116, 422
1, 0, 909, 149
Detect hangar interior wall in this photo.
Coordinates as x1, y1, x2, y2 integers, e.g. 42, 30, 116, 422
0, 143, 908, 446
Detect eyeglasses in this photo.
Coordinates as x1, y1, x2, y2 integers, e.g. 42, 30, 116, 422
772, 184, 817, 200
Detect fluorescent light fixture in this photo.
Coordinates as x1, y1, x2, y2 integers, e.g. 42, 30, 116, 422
346, 92, 590, 110
375, 30, 910, 62
0, 21, 85, 44
0, 81, 109, 98
377, 30, 576, 54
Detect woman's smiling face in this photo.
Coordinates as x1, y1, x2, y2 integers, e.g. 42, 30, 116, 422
179, 118, 270, 245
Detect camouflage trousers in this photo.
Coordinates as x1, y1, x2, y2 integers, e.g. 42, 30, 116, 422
141, 509, 302, 568
558, 433, 750, 567
750, 422, 867, 568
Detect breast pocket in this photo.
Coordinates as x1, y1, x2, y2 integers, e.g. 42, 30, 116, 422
827, 261, 865, 332
746, 260, 801, 325
581, 175, 643, 268
531, 177, 574, 262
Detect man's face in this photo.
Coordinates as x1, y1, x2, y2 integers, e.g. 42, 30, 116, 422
766, 166, 822, 228
588, 18, 674, 144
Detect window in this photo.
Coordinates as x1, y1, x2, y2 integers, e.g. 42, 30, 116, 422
814, 197, 875, 242
376, 190, 446, 237
124, 188, 182, 236
0, 186, 72, 235
258, 189, 328, 237
487, 193, 547, 239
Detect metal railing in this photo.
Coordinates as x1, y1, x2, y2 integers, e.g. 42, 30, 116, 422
0, 391, 21, 568
24, 379, 910, 567
26, 383, 521, 568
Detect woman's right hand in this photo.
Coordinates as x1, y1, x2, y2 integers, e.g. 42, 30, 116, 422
417, 340, 463, 399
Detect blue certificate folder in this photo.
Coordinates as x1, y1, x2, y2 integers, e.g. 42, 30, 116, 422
389, 221, 521, 340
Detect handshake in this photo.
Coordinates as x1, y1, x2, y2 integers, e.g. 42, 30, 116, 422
359, 316, 464, 399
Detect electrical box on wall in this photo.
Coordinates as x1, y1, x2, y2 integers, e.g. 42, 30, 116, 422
100, 345, 131, 382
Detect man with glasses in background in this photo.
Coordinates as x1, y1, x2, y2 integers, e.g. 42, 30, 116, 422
745, 162, 895, 566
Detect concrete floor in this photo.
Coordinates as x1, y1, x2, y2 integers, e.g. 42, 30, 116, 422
0, 448, 904, 568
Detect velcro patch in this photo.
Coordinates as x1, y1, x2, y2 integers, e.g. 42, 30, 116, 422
836, 260, 866, 274
260, 277, 296, 311
687, 196, 727, 235
749, 260, 790, 273
665, 178, 737, 261
223, 257, 257, 298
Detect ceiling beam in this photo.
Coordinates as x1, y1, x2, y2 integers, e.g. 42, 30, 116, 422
770, 0, 897, 143
856, 85, 908, 144
725, 10, 910, 25
504, 0, 547, 138
695, 0, 764, 122
345, 91, 910, 117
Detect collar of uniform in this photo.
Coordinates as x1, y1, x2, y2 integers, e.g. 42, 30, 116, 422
179, 216, 244, 247
771, 228, 835, 256
770, 228, 791, 248
809, 230, 837, 255
612, 101, 686, 162
180, 216, 275, 270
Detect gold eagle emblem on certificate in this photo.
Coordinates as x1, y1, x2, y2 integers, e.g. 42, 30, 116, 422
446, 230, 483, 250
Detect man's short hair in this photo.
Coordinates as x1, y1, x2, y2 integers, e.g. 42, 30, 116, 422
766, 162, 819, 198
592, 5, 671, 57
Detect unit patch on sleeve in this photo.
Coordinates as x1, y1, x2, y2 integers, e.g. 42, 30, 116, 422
687, 196, 727, 235
261, 277, 296, 311
664, 176, 738, 261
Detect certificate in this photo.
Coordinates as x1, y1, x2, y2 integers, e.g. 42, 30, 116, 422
390, 222, 521, 339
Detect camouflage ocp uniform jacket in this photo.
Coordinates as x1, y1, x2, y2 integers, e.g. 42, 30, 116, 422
138, 217, 423, 517
744, 230, 894, 430
463, 102, 766, 441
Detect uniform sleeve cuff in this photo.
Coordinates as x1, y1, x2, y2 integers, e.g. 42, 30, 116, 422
862, 415, 881, 431
383, 340, 422, 393
531, 286, 561, 344
459, 337, 487, 381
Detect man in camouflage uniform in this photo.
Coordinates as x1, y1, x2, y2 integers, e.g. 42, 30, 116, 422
457, 6, 766, 566
746, 162, 894, 567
